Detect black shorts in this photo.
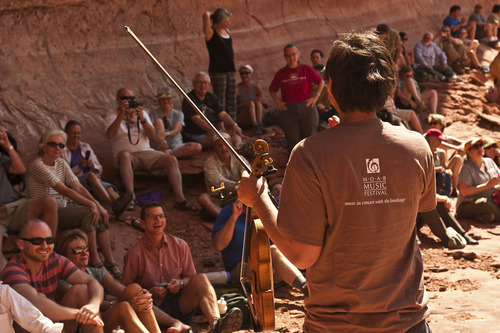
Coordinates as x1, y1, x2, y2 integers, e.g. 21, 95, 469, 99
158, 292, 197, 325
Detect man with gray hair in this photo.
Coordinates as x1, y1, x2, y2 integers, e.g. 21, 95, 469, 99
181, 72, 243, 148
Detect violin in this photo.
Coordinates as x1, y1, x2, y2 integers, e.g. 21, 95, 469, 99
240, 140, 277, 331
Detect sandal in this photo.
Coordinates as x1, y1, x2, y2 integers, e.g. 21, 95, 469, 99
126, 200, 136, 211
112, 190, 134, 217
174, 200, 197, 212
104, 262, 122, 280
130, 217, 145, 232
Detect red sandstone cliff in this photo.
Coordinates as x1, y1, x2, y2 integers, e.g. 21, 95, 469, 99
0, 0, 496, 176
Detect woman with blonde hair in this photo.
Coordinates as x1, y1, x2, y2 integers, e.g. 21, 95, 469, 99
26, 129, 122, 279
57, 229, 189, 333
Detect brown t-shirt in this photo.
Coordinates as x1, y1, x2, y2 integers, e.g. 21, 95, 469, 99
278, 117, 436, 332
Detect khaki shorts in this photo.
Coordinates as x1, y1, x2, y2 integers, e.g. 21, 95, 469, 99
393, 108, 414, 122
0, 198, 30, 237
113, 150, 166, 174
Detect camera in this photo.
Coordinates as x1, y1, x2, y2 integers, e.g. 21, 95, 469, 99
128, 100, 142, 109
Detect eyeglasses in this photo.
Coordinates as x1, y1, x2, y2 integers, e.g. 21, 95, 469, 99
46, 142, 65, 149
71, 244, 89, 255
240, 72, 251, 75
119, 96, 135, 101
194, 81, 210, 85
469, 143, 484, 151
145, 214, 166, 220
429, 121, 439, 125
20, 237, 55, 245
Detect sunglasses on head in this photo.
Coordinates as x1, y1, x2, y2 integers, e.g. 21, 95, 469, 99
71, 244, 89, 255
20, 237, 55, 245
119, 96, 135, 101
46, 142, 65, 149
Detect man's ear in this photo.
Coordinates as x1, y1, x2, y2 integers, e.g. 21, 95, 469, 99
327, 80, 341, 112
16, 239, 24, 251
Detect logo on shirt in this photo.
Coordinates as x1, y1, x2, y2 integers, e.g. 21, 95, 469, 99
363, 175, 387, 196
366, 158, 380, 173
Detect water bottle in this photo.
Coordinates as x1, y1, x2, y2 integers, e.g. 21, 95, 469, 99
217, 297, 227, 315
112, 327, 125, 333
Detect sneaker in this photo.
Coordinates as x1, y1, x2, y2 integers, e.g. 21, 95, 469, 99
259, 124, 267, 134
112, 190, 134, 218
213, 307, 242, 333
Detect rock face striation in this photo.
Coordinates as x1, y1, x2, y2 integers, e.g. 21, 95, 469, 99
0, 0, 495, 177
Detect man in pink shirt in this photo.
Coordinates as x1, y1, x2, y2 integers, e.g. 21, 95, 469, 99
121, 202, 242, 333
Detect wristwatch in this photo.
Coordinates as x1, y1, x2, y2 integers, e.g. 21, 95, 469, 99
179, 280, 184, 291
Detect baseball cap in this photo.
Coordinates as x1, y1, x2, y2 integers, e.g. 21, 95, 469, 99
157, 87, 173, 99
424, 129, 447, 141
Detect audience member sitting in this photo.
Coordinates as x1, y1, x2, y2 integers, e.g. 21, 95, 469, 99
198, 132, 246, 219
376, 23, 404, 68
443, 4, 468, 37
151, 88, 202, 158
468, 3, 498, 47
310, 49, 325, 72
457, 138, 500, 223
483, 137, 500, 167
428, 114, 465, 192
26, 129, 122, 279
57, 229, 186, 333
399, 32, 414, 66
62, 120, 133, 218
382, 94, 423, 133
105, 87, 196, 212
488, 4, 500, 34
235, 65, 267, 135
0, 219, 105, 333
434, 26, 469, 74
396, 65, 438, 114
182, 72, 244, 148
457, 27, 483, 70
0, 125, 57, 271
0, 281, 64, 332
121, 202, 243, 333
212, 200, 308, 295
414, 32, 456, 82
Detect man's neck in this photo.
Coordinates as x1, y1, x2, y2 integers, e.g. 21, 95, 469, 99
194, 91, 206, 101
145, 233, 164, 248
21, 254, 44, 275
338, 109, 378, 124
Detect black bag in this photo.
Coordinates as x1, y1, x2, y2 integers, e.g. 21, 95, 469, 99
436, 170, 452, 196
220, 292, 252, 329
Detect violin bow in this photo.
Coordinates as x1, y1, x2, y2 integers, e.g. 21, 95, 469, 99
124, 26, 251, 173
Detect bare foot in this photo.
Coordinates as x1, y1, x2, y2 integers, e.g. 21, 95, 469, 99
166, 319, 191, 333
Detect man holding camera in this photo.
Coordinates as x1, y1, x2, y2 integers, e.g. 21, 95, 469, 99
105, 88, 196, 211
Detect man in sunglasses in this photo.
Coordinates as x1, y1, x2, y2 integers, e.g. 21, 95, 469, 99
0, 125, 58, 271
105, 88, 196, 211
1, 219, 105, 333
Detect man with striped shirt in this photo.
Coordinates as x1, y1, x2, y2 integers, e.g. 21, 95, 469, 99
1, 219, 104, 333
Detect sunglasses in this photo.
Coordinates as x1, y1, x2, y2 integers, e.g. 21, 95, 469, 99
119, 96, 135, 101
469, 143, 484, 151
429, 121, 439, 125
20, 237, 55, 245
46, 142, 65, 149
71, 244, 89, 255
488, 144, 499, 149
240, 72, 251, 75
